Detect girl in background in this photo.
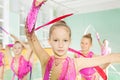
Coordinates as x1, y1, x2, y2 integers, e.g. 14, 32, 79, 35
6, 34, 33, 80
96, 32, 111, 78
96, 33, 111, 56
75, 33, 99, 80
0, 43, 4, 80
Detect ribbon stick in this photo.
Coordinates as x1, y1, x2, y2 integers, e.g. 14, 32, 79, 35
68, 47, 107, 80
0, 26, 10, 35
84, 24, 91, 35
91, 25, 97, 33
35, 13, 73, 31
68, 48, 85, 57
110, 64, 120, 76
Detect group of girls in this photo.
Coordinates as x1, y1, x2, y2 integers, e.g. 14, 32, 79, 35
0, 0, 120, 80
25, 0, 120, 80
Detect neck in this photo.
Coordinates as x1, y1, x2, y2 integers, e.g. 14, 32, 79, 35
15, 54, 21, 59
54, 55, 67, 59
54, 56, 66, 66
81, 50, 90, 55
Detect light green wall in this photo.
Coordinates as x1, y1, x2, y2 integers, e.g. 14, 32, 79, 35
9, 12, 20, 43
9, 12, 20, 37
65, 8, 120, 79
65, 8, 120, 53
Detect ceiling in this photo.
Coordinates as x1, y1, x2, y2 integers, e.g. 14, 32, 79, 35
18, 0, 120, 16
47, 0, 120, 14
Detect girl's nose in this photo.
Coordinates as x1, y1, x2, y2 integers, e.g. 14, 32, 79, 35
59, 41, 64, 48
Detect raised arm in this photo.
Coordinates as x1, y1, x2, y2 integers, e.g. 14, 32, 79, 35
96, 32, 102, 47
10, 34, 28, 50
25, 27, 50, 66
10, 34, 32, 61
75, 53, 120, 71
5, 45, 12, 62
25, 0, 49, 66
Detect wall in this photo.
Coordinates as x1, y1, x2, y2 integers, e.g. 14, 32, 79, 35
65, 8, 120, 79
65, 8, 120, 53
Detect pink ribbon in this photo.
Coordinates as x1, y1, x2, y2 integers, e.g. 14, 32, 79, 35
35, 13, 73, 31
7, 44, 14, 47
0, 26, 10, 35
68, 48, 107, 80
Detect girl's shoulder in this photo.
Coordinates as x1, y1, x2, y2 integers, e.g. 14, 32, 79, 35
88, 51, 94, 57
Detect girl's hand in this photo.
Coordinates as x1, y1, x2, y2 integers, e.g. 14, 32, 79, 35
35, 0, 47, 6
10, 34, 19, 41
25, 25, 35, 40
96, 32, 100, 40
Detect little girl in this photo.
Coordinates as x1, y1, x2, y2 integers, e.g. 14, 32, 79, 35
96, 32, 111, 79
96, 33, 111, 56
0, 43, 4, 80
6, 34, 33, 80
74, 33, 100, 80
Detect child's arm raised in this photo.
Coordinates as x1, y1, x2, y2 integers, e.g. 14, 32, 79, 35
96, 32, 102, 47
75, 53, 120, 71
10, 34, 32, 61
25, 0, 49, 66
25, 26, 50, 66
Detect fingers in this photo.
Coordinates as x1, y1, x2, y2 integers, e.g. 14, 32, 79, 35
96, 32, 100, 40
35, 0, 47, 6
25, 25, 34, 40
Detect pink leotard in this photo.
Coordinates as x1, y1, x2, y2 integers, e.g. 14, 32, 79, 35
68, 48, 107, 80
101, 46, 111, 56
43, 56, 76, 80
76, 51, 96, 80
11, 55, 32, 80
0, 52, 4, 66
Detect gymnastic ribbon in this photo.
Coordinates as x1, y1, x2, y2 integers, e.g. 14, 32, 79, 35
68, 48, 107, 80
35, 13, 73, 31
0, 26, 10, 35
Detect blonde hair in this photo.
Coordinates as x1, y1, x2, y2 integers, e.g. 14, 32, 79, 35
83, 33, 92, 43
14, 41, 24, 48
49, 20, 71, 38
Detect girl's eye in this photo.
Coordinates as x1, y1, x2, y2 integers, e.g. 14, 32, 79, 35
54, 40, 58, 42
81, 42, 83, 44
64, 40, 68, 42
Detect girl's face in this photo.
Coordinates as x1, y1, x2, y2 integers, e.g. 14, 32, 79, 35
13, 43, 23, 55
103, 40, 109, 47
49, 27, 71, 57
80, 37, 92, 52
